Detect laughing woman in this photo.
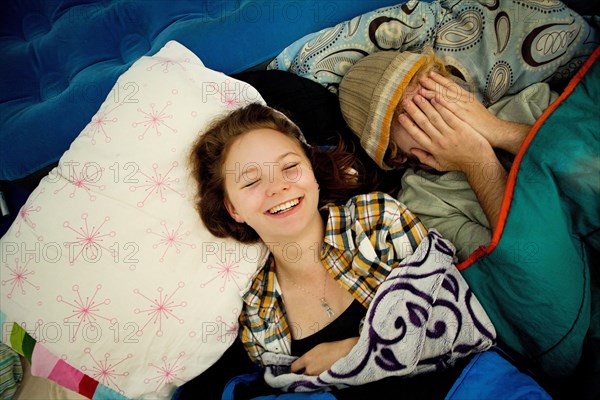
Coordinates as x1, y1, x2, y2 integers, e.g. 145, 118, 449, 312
187, 103, 482, 398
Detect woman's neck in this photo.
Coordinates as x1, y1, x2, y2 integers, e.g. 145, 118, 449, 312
266, 212, 326, 277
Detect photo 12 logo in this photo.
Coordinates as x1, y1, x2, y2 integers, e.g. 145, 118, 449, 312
2, 321, 140, 345
1, 241, 139, 265
223, 161, 303, 185
43, 160, 141, 185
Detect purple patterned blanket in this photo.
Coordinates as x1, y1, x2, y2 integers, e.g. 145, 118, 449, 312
261, 230, 496, 392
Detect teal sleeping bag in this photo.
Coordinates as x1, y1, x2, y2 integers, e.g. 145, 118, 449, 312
458, 47, 600, 381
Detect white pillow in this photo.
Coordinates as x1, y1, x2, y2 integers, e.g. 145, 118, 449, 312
0, 41, 265, 399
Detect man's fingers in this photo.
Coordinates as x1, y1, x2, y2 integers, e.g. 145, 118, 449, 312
402, 96, 443, 142
418, 87, 436, 100
419, 71, 461, 101
398, 112, 433, 149
427, 70, 456, 87
410, 149, 442, 171
430, 97, 462, 130
412, 94, 450, 133
420, 71, 477, 109
398, 113, 434, 149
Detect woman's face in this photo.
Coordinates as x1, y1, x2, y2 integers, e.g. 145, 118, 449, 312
389, 81, 427, 157
222, 128, 320, 242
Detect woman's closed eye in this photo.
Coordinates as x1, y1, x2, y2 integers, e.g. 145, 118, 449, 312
242, 178, 260, 188
282, 163, 302, 181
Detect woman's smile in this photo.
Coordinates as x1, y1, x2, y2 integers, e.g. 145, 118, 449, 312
223, 128, 321, 241
266, 196, 303, 216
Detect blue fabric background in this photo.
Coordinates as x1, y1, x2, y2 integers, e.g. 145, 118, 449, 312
0, 0, 402, 182
444, 349, 551, 400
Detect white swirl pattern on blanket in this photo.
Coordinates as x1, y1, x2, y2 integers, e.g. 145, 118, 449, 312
262, 230, 496, 392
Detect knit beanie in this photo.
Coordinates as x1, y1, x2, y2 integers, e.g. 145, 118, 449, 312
339, 51, 426, 169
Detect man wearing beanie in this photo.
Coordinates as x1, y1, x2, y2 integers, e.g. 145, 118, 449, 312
339, 50, 557, 261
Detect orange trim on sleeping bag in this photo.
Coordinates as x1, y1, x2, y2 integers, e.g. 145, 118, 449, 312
458, 45, 600, 271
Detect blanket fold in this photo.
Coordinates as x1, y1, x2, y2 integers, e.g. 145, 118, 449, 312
262, 230, 496, 392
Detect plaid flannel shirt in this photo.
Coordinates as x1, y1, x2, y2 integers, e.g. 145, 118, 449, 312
239, 192, 427, 365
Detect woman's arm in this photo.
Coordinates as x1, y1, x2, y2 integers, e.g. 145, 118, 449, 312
291, 337, 359, 375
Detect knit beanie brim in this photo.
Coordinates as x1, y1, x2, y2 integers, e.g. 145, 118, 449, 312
339, 51, 426, 169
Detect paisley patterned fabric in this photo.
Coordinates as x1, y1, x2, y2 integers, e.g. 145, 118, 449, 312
268, 0, 599, 105
259, 230, 496, 392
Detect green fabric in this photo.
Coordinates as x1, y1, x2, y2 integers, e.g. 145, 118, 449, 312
488, 83, 559, 125
8, 323, 35, 362
462, 54, 599, 378
8, 324, 25, 358
399, 169, 490, 262
0, 343, 22, 400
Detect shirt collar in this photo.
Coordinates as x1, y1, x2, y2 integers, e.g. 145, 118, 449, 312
322, 201, 356, 253
239, 201, 355, 311
240, 253, 281, 315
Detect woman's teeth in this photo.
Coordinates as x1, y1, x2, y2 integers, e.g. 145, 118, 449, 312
269, 198, 300, 214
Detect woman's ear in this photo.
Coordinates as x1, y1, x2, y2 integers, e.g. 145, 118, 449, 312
224, 198, 244, 223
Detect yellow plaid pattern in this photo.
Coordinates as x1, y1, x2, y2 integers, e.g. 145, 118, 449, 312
239, 192, 427, 365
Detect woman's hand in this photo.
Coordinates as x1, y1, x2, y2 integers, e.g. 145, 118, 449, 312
291, 337, 358, 376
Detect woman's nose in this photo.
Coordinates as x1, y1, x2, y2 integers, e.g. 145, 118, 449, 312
267, 173, 290, 196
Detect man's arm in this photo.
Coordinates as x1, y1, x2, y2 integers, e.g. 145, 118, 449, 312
460, 158, 507, 232
398, 169, 492, 261
418, 71, 530, 155
398, 92, 506, 231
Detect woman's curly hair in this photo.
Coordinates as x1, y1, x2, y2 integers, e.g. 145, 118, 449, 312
189, 103, 381, 243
